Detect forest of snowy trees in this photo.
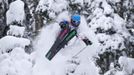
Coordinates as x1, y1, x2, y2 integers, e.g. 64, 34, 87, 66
0, 0, 134, 75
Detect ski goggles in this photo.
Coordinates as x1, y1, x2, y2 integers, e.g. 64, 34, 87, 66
71, 20, 80, 27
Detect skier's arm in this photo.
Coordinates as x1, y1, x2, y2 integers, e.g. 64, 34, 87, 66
76, 35, 92, 46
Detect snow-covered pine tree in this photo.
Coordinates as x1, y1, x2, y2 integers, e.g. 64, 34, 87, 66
31, 0, 134, 75
0, 0, 33, 75
0, 0, 8, 38
0, 0, 134, 75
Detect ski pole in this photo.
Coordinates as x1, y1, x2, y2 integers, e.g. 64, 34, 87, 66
72, 46, 87, 58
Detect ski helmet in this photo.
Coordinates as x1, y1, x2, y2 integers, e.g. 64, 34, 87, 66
71, 14, 81, 27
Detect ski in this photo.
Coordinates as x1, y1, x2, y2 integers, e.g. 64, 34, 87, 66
45, 29, 77, 60
45, 38, 61, 60
45, 28, 69, 60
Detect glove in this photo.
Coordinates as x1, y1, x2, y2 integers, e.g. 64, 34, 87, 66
59, 21, 69, 29
82, 38, 92, 46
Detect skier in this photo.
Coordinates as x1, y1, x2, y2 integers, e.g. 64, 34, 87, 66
46, 14, 92, 60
